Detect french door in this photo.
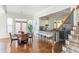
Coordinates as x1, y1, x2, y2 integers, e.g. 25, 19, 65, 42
15, 22, 27, 33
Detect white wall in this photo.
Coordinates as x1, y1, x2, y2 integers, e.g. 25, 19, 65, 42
48, 16, 54, 30
39, 20, 46, 26
33, 16, 39, 33
39, 18, 49, 26
76, 8, 79, 25
0, 6, 8, 38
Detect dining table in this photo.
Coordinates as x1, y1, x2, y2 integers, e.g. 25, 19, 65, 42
14, 32, 33, 44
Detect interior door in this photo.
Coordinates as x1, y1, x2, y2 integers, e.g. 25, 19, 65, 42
15, 22, 27, 33
22, 23, 27, 33
15, 22, 21, 33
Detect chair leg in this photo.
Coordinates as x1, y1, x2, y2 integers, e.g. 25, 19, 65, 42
10, 40, 12, 46
32, 37, 33, 42
23, 43, 27, 48
17, 40, 20, 45
30, 38, 31, 43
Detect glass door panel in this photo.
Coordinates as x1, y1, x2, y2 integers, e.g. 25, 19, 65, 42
22, 23, 27, 33
15, 23, 21, 33
15, 22, 27, 34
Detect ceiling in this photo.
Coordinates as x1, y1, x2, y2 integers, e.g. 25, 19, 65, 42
40, 8, 71, 20
6, 5, 52, 16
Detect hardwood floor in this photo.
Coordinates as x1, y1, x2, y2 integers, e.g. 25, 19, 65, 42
0, 35, 52, 53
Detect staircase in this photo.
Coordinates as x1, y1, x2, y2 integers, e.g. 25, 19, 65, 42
62, 26, 79, 53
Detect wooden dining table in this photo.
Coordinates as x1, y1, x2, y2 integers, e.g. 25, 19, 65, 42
14, 33, 33, 44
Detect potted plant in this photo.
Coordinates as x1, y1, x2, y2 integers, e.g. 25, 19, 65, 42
28, 24, 33, 33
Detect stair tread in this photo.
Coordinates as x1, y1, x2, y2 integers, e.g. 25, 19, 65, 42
68, 39, 79, 44
63, 46, 78, 53
71, 30, 79, 34
67, 41, 79, 47
71, 34, 79, 36
65, 45, 79, 52
63, 26, 79, 53
69, 34, 79, 39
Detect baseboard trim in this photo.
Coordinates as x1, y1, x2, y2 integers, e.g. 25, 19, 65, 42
0, 36, 9, 39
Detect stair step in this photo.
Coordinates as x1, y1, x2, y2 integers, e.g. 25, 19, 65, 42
68, 39, 79, 44
61, 50, 71, 53
66, 47, 76, 53
63, 46, 77, 53
68, 35, 72, 39
71, 31, 74, 35
65, 45, 79, 53
68, 34, 79, 39
71, 30, 79, 35
63, 39, 79, 53
73, 26, 79, 30
63, 26, 79, 53
67, 41, 79, 48
66, 39, 79, 48
73, 27, 76, 30
66, 47, 78, 53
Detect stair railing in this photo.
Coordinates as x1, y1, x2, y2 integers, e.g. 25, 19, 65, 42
52, 8, 75, 53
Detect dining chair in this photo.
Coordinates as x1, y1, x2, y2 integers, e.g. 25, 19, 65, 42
9, 33, 19, 46
20, 34, 29, 45
28, 33, 33, 43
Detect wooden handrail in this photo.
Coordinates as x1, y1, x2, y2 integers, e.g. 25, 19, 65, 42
53, 8, 75, 31
76, 5, 79, 9
52, 8, 75, 53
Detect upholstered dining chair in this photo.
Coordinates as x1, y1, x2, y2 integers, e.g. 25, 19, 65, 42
28, 33, 33, 43
9, 33, 19, 46
19, 33, 29, 45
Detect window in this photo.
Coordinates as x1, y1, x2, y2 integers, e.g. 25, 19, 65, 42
15, 18, 27, 33
15, 23, 21, 33
22, 23, 27, 33
7, 18, 13, 33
